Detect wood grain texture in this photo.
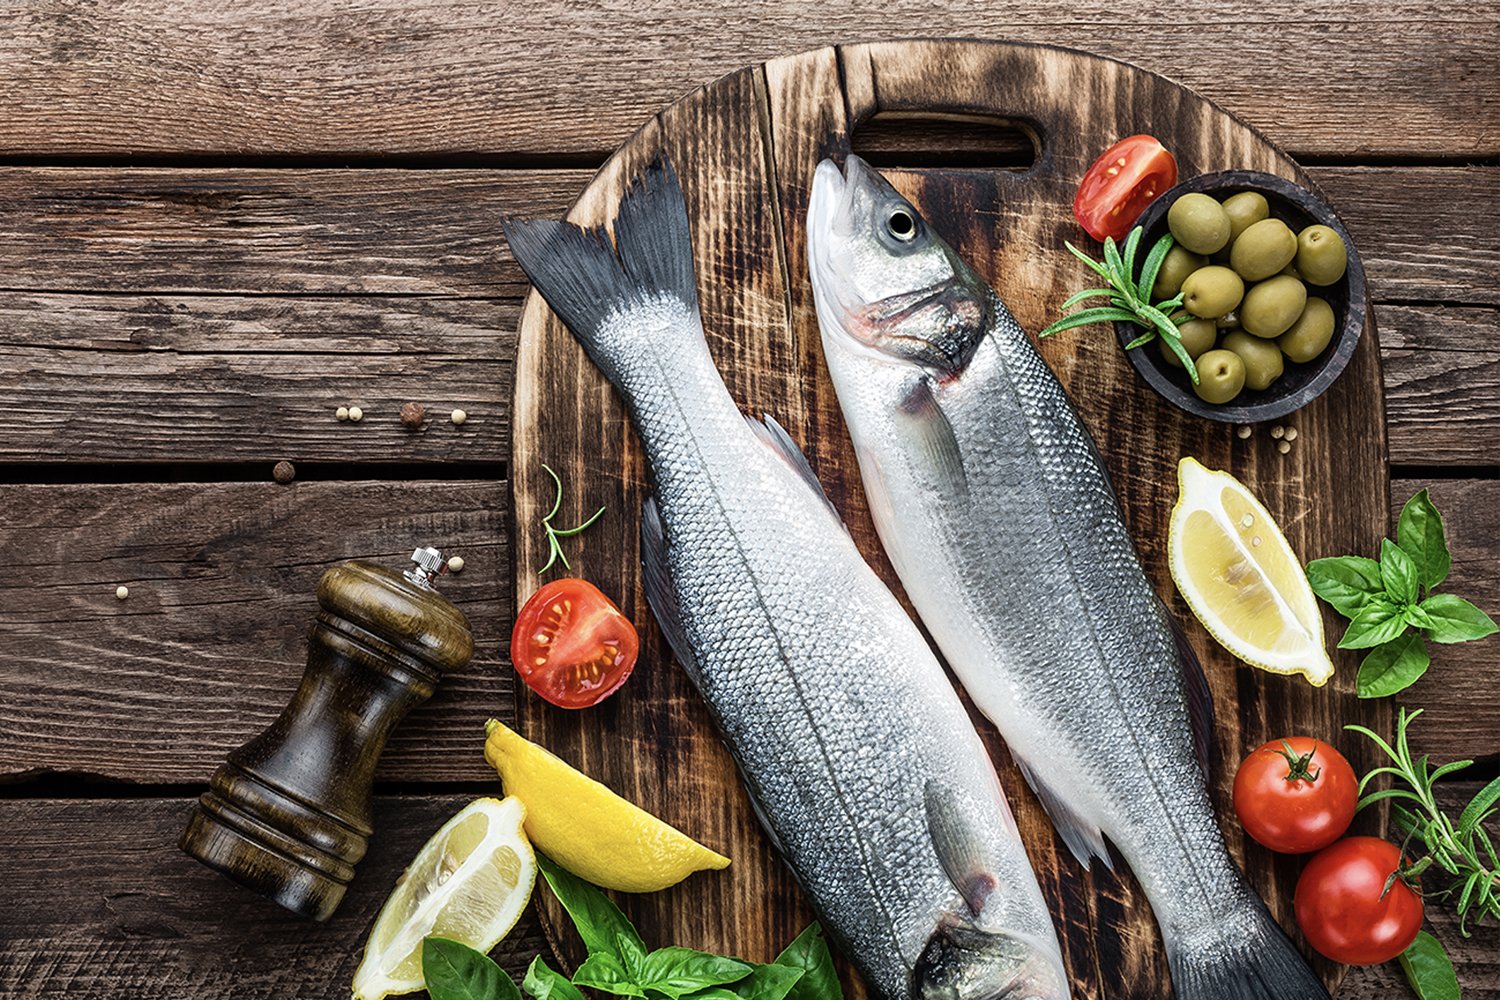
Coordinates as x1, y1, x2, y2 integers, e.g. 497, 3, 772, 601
510, 40, 1393, 998
0, 481, 512, 783
0, 166, 1492, 465
0, 795, 549, 998
0, 1, 1495, 159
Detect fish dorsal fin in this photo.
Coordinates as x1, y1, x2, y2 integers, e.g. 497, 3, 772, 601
1162, 599, 1216, 777
924, 781, 997, 917
744, 414, 844, 527
1012, 756, 1114, 872
640, 495, 701, 687
898, 379, 969, 500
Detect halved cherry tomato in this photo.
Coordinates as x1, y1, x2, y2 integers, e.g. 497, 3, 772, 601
1233, 736, 1358, 853
1073, 135, 1178, 242
511, 578, 639, 709
1295, 837, 1423, 965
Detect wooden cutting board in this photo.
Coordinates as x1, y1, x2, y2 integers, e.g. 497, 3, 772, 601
510, 39, 1390, 998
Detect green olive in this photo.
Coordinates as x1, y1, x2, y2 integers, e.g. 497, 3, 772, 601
1168, 193, 1232, 255
1152, 246, 1208, 299
1241, 275, 1308, 338
1222, 330, 1285, 391
1181, 265, 1245, 319
1221, 191, 1270, 244
1229, 218, 1298, 281
1296, 225, 1348, 285
1193, 349, 1246, 404
1278, 296, 1337, 362
1159, 316, 1218, 368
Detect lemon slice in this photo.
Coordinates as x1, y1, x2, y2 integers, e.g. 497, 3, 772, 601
1169, 457, 1334, 685
351, 797, 535, 1000
485, 720, 729, 893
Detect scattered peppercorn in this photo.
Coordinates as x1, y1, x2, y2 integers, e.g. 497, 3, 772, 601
400, 402, 425, 429
1277, 440, 1292, 455
446, 555, 465, 574
336, 406, 350, 421
1236, 425, 1252, 439
273, 460, 296, 484
1284, 427, 1299, 442
1271, 425, 1285, 440
450, 408, 468, 426
348, 406, 364, 422
115, 586, 129, 600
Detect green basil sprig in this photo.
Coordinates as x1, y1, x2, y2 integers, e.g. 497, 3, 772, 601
421, 854, 844, 1000
1306, 489, 1496, 698
1398, 931, 1461, 1000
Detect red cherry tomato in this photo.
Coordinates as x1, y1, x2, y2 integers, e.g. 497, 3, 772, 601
1233, 737, 1358, 853
511, 578, 639, 709
1073, 135, 1178, 242
1295, 837, 1424, 965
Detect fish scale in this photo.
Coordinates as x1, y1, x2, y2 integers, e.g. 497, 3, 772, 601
502, 161, 1068, 1000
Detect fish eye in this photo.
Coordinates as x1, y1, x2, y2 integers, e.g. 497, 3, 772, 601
887, 208, 917, 242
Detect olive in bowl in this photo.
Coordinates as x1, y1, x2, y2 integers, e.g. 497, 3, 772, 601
1115, 170, 1365, 423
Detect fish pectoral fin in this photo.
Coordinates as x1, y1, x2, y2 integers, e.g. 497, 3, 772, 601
1162, 598, 1217, 777
1012, 756, 1114, 872
744, 414, 846, 529
640, 495, 702, 687
898, 378, 969, 500
924, 781, 998, 917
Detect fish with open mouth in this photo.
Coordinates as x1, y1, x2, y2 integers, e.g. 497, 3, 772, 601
807, 154, 1330, 1000
502, 160, 1069, 1000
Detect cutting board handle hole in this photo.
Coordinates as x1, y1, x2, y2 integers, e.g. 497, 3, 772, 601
850, 113, 1038, 172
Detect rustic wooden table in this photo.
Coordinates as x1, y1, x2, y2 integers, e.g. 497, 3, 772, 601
0, 5, 1494, 998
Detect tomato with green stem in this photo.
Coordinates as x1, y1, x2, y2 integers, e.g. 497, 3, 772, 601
1233, 737, 1358, 853
1295, 836, 1424, 965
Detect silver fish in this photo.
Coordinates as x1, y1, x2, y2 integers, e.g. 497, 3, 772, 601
807, 155, 1330, 1000
502, 162, 1069, 1000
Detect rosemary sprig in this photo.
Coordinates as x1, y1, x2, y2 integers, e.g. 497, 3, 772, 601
536, 463, 606, 574
1041, 226, 1200, 384
1347, 707, 1500, 934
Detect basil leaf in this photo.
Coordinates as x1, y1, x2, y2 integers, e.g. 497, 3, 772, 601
1338, 599, 1408, 649
635, 947, 753, 998
774, 923, 842, 1000
1398, 931, 1460, 1000
1419, 592, 1500, 644
1397, 489, 1452, 592
573, 953, 646, 998
1380, 538, 1420, 607
537, 853, 646, 963
423, 937, 521, 1000
1306, 556, 1386, 617
725, 964, 805, 1000
525, 957, 587, 1000
1356, 633, 1430, 699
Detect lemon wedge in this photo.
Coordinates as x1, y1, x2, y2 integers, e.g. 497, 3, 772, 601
484, 720, 729, 893
351, 797, 535, 1000
1169, 457, 1334, 685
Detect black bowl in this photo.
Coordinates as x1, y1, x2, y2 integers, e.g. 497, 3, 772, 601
1115, 170, 1366, 423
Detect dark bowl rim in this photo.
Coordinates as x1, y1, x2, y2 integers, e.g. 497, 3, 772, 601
1113, 169, 1366, 423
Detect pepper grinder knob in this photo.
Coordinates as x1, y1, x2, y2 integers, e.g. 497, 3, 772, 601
180, 547, 474, 920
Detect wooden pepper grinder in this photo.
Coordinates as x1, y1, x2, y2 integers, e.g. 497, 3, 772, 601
180, 547, 473, 920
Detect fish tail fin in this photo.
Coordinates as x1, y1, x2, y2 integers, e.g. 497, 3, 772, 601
500, 158, 701, 379
1165, 894, 1329, 1000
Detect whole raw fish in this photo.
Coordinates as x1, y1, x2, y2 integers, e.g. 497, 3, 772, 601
807, 155, 1329, 1000
503, 161, 1069, 1000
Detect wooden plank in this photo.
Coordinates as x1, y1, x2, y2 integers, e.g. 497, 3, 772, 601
0, 165, 1494, 465
1, 790, 1493, 997
0, 481, 515, 783
0, 795, 549, 997
0, 2, 1494, 160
